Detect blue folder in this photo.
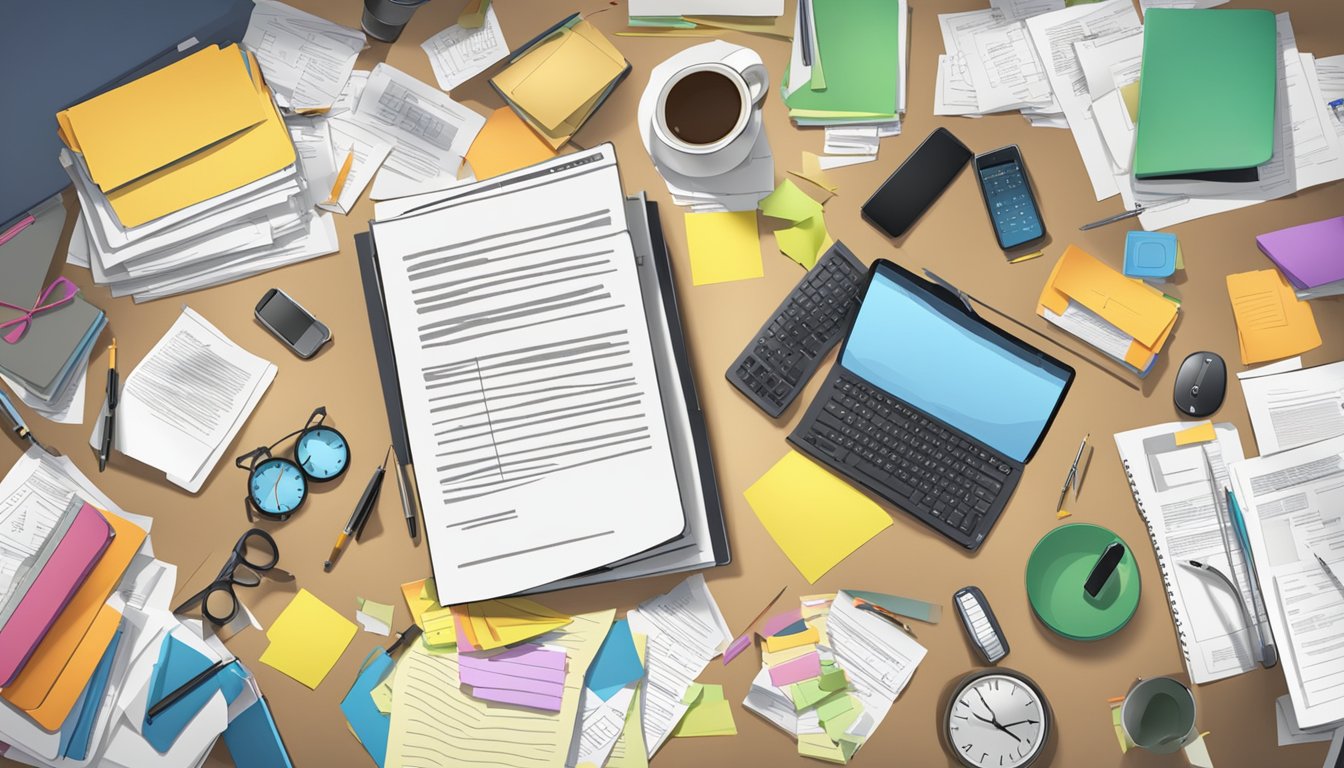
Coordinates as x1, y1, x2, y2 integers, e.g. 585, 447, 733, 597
0, 0, 253, 228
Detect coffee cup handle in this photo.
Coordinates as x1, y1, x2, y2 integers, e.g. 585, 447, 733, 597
720, 50, 769, 108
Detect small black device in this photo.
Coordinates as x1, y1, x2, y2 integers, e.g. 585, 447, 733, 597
255, 288, 330, 359
788, 260, 1075, 550
1174, 351, 1226, 417
974, 145, 1046, 251
726, 243, 866, 417
954, 586, 1009, 664
1084, 541, 1127, 598
861, 127, 973, 239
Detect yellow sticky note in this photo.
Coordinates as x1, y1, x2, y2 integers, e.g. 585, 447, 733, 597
457, 597, 570, 650
774, 213, 833, 270
422, 606, 459, 648
759, 180, 824, 224
1120, 81, 1141, 122
684, 211, 764, 286
1184, 732, 1213, 768
466, 107, 559, 180
673, 684, 737, 737
745, 451, 892, 583
798, 733, 847, 763
401, 578, 438, 629
260, 589, 357, 689
790, 151, 839, 193
371, 677, 394, 714
763, 627, 820, 653
1174, 422, 1217, 446
1110, 702, 1132, 753
1227, 269, 1322, 364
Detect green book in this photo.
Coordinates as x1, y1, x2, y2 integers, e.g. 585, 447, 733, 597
1133, 8, 1277, 179
783, 0, 899, 117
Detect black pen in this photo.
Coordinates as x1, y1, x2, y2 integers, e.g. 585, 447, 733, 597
324, 447, 389, 571
394, 451, 418, 539
145, 660, 228, 723
98, 338, 118, 472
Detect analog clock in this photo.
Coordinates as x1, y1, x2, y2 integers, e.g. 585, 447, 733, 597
944, 669, 1051, 768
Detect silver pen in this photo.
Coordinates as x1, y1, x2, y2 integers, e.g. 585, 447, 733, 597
1056, 433, 1088, 511
1202, 449, 1277, 668
1078, 197, 1187, 231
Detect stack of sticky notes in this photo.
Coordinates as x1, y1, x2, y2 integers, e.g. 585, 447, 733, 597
1122, 231, 1181, 283
673, 683, 738, 737
57, 43, 337, 302
1037, 245, 1180, 378
459, 643, 568, 711
490, 15, 630, 149
451, 597, 572, 651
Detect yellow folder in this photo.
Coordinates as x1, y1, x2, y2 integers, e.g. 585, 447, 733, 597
1, 509, 145, 729
1038, 245, 1178, 371
56, 44, 263, 192
493, 20, 624, 133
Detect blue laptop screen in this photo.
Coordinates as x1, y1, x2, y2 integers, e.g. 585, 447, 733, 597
840, 268, 1069, 462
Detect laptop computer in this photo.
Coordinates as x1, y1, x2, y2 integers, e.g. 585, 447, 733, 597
789, 258, 1074, 550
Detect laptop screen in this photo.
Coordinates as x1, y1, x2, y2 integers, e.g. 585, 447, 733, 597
840, 266, 1071, 463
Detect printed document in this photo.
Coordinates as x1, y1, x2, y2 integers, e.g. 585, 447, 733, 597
421, 5, 509, 92
90, 308, 276, 493
370, 146, 686, 602
243, 0, 366, 111
1240, 360, 1344, 456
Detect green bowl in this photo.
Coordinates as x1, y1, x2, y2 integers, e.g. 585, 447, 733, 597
1026, 523, 1140, 641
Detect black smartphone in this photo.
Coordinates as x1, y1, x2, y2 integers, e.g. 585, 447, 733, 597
255, 289, 331, 359
974, 145, 1046, 250
861, 127, 973, 238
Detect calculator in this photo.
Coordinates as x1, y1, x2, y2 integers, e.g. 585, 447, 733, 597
974, 145, 1045, 251
955, 586, 1009, 664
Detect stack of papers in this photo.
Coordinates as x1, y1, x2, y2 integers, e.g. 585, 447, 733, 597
0, 450, 287, 768
490, 15, 629, 150
628, 0, 784, 32
934, 6, 1063, 126
1037, 245, 1179, 378
1238, 359, 1344, 456
784, 0, 908, 133
90, 308, 276, 494
59, 42, 338, 302
744, 591, 926, 764
0, 196, 104, 424
1256, 216, 1344, 300
242, 0, 366, 112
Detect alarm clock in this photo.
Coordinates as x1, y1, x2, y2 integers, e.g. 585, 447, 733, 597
943, 668, 1051, 768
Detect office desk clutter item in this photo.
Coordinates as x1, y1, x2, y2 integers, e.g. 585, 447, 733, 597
172, 528, 289, 626
1226, 269, 1322, 365
242, 0, 367, 112
1037, 245, 1179, 377
758, 179, 835, 269
1173, 352, 1227, 418
1257, 216, 1344, 300
783, 0, 908, 133
235, 406, 349, 522
1115, 422, 1265, 682
639, 42, 775, 212
790, 260, 1074, 550
422, 3, 509, 92
490, 14, 630, 151
1123, 230, 1180, 283
359, 147, 726, 603
89, 308, 276, 493
259, 588, 356, 689
684, 211, 765, 286
1238, 359, 1344, 456
1025, 523, 1140, 642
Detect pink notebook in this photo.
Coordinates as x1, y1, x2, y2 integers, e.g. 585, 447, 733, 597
0, 504, 113, 686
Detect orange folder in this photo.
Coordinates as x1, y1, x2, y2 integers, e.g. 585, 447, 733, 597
1, 509, 145, 729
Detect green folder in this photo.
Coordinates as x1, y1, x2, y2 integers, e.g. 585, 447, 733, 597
782, 0, 899, 118
1133, 9, 1277, 178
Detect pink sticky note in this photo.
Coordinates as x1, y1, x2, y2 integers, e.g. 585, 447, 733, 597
491, 644, 567, 669
467, 686, 564, 711
768, 651, 822, 687
458, 655, 567, 685
723, 634, 753, 665
759, 609, 803, 639
459, 665, 566, 696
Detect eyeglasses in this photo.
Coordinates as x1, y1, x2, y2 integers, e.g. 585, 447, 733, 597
172, 528, 292, 625
235, 406, 351, 522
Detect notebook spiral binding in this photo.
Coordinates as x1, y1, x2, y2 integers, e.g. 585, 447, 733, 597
1121, 459, 1190, 656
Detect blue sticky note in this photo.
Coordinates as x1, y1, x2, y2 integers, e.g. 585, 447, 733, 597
1123, 231, 1178, 280
223, 696, 293, 768
585, 620, 643, 701
340, 650, 394, 768
61, 629, 122, 760
773, 619, 809, 637
142, 634, 247, 753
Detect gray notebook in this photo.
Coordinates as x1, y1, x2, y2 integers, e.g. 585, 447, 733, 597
0, 296, 104, 399
0, 196, 65, 306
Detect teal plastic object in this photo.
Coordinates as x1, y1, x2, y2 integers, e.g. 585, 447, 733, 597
1026, 523, 1140, 641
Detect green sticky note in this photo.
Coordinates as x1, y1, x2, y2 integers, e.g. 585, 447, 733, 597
774, 214, 833, 270
358, 598, 396, 628
370, 678, 393, 715
819, 667, 848, 692
822, 704, 861, 742
673, 683, 736, 737
759, 180, 824, 224
815, 692, 853, 722
791, 679, 844, 711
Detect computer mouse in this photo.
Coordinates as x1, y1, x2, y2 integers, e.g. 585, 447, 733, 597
1173, 351, 1226, 418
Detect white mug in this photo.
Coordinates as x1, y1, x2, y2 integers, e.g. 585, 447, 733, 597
650, 48, 767, 178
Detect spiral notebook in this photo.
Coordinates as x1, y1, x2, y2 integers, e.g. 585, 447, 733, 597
1114, 422, 1263, 685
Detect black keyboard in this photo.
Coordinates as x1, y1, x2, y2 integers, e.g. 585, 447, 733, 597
789, 373, 1019, 550
727, 243, 866, 417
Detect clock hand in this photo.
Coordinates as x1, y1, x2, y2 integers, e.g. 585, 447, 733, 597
1000, 719, 1040, 729
972, 713, 1022, 743
973, 688, 1000, 722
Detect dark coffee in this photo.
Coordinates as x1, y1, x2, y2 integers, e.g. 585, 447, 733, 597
664, 70, 742, 145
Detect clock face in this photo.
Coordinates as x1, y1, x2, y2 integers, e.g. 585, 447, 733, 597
250, 458, 307, 517
946, 672, 1049, 768
296, 426, 349, 480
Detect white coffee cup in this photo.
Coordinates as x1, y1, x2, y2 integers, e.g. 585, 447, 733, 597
650, 48, 767, 178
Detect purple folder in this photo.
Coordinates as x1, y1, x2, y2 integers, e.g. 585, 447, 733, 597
1256, 216, 1344, 289
0, 504, 113, 686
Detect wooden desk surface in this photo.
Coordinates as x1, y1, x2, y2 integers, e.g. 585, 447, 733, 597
6, 1, 1342, 765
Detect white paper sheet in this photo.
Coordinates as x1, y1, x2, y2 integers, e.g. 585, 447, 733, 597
626, 574, 730, 757
89, 308, 275, 492
242, 0, 365, 111
1139, 0, 1227, 13
1276, 695, 1338, 746
321, 118, 393, 214
352, 63, 485, 200
827, 591, 927, 744
990, 0, 1063, 21
967, 19, 1054, 113
1239, 360, 1344, 456
568, 685, 637, 768
421, 5, 508, 92
287, 116, 338, 208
